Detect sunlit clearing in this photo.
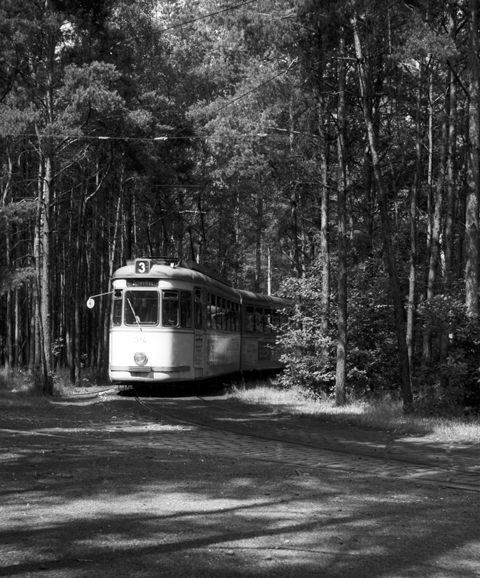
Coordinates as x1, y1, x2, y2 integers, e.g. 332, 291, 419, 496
229, 384, 480, 443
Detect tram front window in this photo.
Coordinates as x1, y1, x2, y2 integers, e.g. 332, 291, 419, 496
125, 291, 159, 325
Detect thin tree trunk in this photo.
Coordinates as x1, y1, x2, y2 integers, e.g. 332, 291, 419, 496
290, 189, 301, 277
319, 101, 330, 338
466, 0, 480, 317
422, 93, 448, 365
351, 6, 413, 409
440, 7, 458, 374
39, 153, 54, 394
254, 191, 263, 292
335, 24, 347, 406
407, 61, 423, 372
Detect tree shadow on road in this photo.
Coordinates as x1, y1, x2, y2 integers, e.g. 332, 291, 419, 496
1, 397, 479, 578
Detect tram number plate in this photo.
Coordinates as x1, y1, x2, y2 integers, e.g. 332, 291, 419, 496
134, 336, 147, 344
135, 259, 150, 274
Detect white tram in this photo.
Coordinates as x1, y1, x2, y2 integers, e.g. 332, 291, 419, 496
108, 258, 288, 385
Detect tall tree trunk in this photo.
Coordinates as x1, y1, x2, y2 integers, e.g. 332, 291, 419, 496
422, 94, 448, 365
290, 188, 301, 277
407, 61, 423, 372
444, 8, 458, 291
3, 158, 13, 370
351, 6, 413, 409
466, 0, 480, 317
254, 191, 263, 292
335, 24, 347, 406
440, 7, 459, 375
319, 100, 330, 339
39, 153, 54, 394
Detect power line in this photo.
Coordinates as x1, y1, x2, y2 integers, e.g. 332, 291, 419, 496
159, 0, 259, 33
1, 132, 277, 142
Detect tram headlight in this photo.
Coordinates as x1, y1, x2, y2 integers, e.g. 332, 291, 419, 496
134, 352, 148, 366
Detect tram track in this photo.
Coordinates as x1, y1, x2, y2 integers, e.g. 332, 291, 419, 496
134, 394, 480, 493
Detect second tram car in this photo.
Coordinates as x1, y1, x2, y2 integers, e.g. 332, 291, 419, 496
108, 258, 289, 385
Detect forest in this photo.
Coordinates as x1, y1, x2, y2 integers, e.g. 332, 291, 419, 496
1, 0, 480, 413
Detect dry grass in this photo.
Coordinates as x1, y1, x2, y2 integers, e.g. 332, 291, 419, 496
2, 368, 479, 443
0, 368, 48, 409
228, 382, 480, 443
0, 368, 99, 408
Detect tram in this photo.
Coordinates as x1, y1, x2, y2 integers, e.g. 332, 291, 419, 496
107, 257, 289, 385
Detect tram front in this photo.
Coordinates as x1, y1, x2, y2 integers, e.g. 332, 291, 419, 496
108, 259, 196, 384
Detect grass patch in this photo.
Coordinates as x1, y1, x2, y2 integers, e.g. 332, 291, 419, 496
0, 368, 49, 409
0, 367, 107, 408
228, 382, 480, 443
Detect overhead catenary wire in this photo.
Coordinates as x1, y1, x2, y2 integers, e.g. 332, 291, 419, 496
159, 0, 260, 33
2, 127, 286, 142
0, 2, 298, 142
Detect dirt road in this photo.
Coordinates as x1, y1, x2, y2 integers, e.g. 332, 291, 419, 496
1, 388, 479, 577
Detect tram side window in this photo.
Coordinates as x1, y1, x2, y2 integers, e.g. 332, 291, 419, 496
232, 303, 239, 332
271, 309, 280, 330
112, 290, 123, 326
210, 295, 216, 329
254, 307, 264, 333
226, 301, 232, 331
180, 291, 192, 328
125, 291, 159, 325
246, 306, 255, 333
206, 294, 240, 332
206, 293, 212, 329
221, 298, 227, 330
194, 289, 203, 329
210, 295, 219, 330
162, 290, 179, 326
213, 295, 220, 330
264, 309, 272, 334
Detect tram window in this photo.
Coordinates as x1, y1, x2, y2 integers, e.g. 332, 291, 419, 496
214, 295, 222, 330
112, 290, 123, 326
221, 298, 227, 330
210, 295, 217, 330
228, 303, 234, 332
194, 289, 203, 329
162, 290, 179, 327
180, 291, 192, 328
206, 292, 212, 329
226, 301, 232, 331
271, 310, 280, 329
264, 309, 272, 334
255, 307, 264, 333
232, 303, 239, 332
125, 290, 159, 325
246, 306, 255, 333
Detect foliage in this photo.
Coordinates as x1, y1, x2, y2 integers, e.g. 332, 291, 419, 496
416, 296, 480, 414
275, 257, 403, 400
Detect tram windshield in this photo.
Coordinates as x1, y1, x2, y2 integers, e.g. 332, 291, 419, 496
125, 291, 159, 325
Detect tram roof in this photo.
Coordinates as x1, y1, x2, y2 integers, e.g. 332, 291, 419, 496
112, 261, 228, 291
112, 259, 289, 307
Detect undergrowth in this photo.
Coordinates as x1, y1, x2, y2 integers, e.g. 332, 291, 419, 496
228, 381, 480, 443
0, 367, 104, 408
2, 368, 479, 443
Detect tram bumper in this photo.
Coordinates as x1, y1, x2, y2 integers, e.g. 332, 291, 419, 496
109, 365, 192, 383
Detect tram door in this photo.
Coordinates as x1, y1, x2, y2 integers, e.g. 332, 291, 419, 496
193, 288, 204, 377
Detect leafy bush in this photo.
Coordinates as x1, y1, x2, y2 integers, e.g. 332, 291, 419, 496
416, 295, 480, 414
275, 257, 401, 399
